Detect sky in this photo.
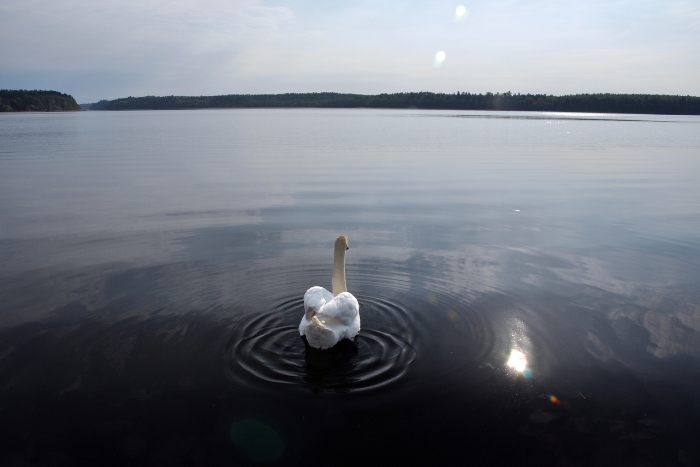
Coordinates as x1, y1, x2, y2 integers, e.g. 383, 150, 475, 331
1, 0, 699, 103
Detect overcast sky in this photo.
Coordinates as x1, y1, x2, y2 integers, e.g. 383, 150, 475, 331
1, 0, 699, 102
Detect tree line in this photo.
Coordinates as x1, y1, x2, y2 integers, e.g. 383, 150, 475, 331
88, 92, 700, 115
1, 90, 81, 112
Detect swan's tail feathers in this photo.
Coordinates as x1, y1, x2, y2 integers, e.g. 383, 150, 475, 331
305, 306, 316, 320
305, 316, 337, 349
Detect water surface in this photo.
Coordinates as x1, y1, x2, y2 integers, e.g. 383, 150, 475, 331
1, 109, 700, 465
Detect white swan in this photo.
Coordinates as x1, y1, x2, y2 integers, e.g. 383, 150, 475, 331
299, 235, 360, 349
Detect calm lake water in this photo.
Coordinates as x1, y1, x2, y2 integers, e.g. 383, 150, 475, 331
1, 109, 700, 466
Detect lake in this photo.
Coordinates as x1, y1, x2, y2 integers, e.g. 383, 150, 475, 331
1, 108, 700, 466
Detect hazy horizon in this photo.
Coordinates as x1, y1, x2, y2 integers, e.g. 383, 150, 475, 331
2, 0, 699, 103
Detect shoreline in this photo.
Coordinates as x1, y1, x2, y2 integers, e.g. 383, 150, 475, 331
86, 92, 700, 116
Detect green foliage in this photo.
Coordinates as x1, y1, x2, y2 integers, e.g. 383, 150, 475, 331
88, 92, 700, 115
0, 90, 81, 112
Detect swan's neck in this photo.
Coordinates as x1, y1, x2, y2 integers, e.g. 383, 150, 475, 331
332, 242, 347, 296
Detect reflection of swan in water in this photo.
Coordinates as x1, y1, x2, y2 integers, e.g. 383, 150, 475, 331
299, 235, 360, 349
304, 338, 359, 371
303, 339, 359, 392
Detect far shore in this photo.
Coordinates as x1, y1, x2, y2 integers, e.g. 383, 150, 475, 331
84, 92, 700, 116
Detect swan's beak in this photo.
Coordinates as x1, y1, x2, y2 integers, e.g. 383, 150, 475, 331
346, 246, 349, 250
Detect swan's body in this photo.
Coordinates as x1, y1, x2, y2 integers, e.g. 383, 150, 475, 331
299, 235, 360, 349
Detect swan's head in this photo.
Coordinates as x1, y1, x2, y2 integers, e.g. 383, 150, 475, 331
336, 235, 349, 251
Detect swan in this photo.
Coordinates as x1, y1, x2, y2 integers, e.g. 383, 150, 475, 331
299, 235, 360, 349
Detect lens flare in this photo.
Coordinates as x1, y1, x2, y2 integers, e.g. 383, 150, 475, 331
230, 419, 285, 462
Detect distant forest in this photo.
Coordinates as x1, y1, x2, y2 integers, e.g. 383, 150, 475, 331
1, 90, 81, 112
89, 92, 700, 115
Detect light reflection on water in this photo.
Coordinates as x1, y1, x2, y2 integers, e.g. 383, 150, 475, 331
507, 349, 528, 373
1, 109, 700, 464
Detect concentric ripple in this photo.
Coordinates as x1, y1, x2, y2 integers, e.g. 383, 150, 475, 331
220, 256, 520, 394
224, 293, 421, 393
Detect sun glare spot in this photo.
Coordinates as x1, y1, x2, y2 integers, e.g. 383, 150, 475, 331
455, 5, 468, 19
434, 51, 446, 68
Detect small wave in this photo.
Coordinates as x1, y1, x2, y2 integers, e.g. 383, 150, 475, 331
224, 294, 420, 393
218, 255, 533, 394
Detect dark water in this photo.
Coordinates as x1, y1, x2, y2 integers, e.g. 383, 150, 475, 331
1, 109, 700, 466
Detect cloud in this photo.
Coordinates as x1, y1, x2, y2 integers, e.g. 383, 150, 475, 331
665, 1, 700, 30
0, 0, 294, 71
1, 0, 698, 101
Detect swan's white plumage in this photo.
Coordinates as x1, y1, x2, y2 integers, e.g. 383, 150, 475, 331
299, 235, 360, 349
317, 292, 359, 325
300, 289, 360, 349
302, 286, 334, 317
